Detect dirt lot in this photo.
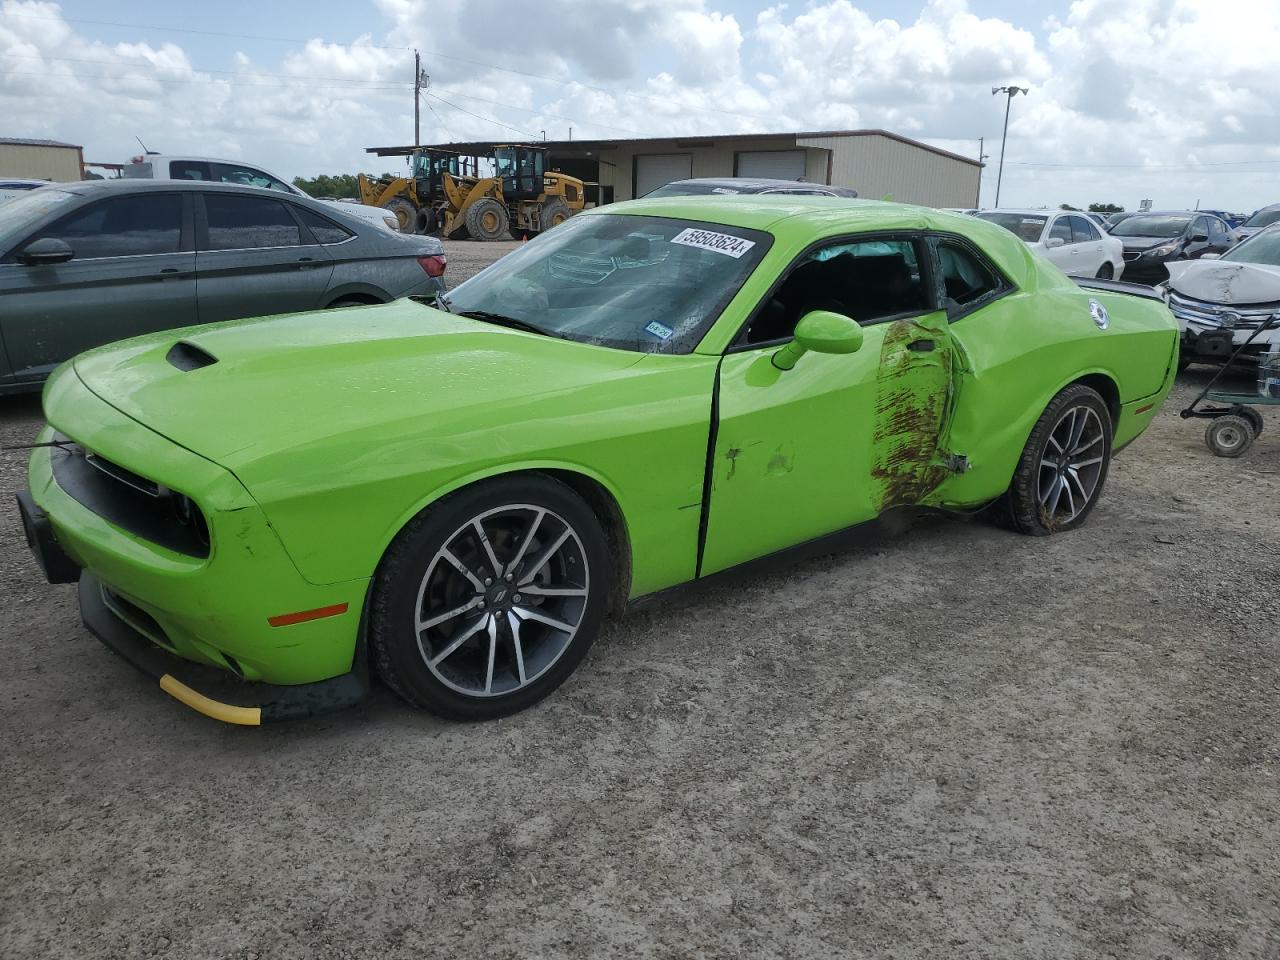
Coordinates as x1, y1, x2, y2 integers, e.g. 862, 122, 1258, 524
2, 242, 1278, 959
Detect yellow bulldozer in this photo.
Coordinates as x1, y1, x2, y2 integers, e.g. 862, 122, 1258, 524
357, 144, 586, 240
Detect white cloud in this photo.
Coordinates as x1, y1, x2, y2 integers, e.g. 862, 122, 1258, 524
0, 0, 1276, 209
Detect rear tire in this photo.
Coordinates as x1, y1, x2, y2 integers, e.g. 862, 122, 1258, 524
464, 199, 510, 242
414, 207, 439, 235
1205, 415, 1254, 458
1096, 262, 1114, 280
1006, 384, 1113, 536
370, 475, 610, 720
381, 197, 417, 233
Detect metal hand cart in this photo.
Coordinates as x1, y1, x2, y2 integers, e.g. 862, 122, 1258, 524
1180, 311, 1280, 457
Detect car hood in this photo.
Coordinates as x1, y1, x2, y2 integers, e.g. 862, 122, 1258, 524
1166, 259, 1280, 305
71, 300, 645, 469
1118, 236, 1174, 252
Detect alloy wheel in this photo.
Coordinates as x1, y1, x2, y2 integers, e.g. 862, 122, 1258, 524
1038, 405, 1106, 524
414, 504, 589, 698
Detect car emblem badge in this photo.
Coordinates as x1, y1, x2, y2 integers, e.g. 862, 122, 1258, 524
1088, 298, 1109, 330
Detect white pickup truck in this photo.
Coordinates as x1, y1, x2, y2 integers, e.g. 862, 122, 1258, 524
122, 155, 401, 232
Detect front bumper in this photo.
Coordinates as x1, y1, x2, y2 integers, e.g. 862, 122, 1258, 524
1119, 257, 1170, 284
22, 366, 373, 721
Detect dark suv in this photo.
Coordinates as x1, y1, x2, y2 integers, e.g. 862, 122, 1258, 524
1110, 211, 1236, 283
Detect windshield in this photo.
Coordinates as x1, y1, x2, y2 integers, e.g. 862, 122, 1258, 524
1111, 215, 1191, 238
976, 212, 1047, 242
0, 188, 78, 250
1243, 208, 1280, 229
647, 182, 752, 197
437, 213, 772, 353
1222, 228, 1280, 267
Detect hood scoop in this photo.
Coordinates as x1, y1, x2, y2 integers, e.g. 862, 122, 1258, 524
166, 340, 218, 372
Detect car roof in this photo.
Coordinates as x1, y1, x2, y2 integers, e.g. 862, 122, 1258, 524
663, 177, 833, 192
977, 208, 1061, 216
41, 179, 298, 198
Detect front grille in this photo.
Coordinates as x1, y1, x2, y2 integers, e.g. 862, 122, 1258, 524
1169, 291, 1280, 329
50, 434, 211, 558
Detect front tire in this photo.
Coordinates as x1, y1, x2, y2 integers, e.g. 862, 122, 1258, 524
1006, 384, 1113, 536
381, 197, 417, 233
539, 198, 574, 232
464, 198, 510, 242
370, 475, 610, 720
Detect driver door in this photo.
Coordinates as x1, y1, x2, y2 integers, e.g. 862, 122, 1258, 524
700, 235, 956, 576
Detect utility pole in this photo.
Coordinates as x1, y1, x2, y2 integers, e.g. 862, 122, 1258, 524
413, 51, 429, 147
974, 136, 990, 209
991, 85, 1028, 208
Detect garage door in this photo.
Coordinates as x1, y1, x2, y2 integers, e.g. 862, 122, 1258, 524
635, 154, 692, 197
735, 150, 807, 181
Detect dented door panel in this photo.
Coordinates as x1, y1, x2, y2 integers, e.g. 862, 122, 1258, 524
702, 309, 955, 577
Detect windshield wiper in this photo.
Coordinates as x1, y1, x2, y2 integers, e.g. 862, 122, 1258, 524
457, 310, 555, 337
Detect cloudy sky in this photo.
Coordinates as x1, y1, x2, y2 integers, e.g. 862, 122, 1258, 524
1, 0, 1276, 211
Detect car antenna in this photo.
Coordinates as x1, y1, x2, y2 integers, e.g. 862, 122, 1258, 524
135, 136, 158, 156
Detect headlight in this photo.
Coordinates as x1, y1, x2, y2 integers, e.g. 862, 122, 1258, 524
1149, 243, 1177, 257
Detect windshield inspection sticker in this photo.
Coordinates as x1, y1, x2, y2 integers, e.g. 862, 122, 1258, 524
644, 320, 674, 341
711, 187, 741, 195
670, 228, 756, 259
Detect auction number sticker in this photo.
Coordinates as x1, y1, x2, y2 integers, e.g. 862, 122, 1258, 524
644, 320, 674, 340
670, 228, 756, 259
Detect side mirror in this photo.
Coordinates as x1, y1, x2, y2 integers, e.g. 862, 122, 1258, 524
1190, 232, 1208, 243
772, 310, 864, 370
1045, 237, 1066, 249
19, 237, 74, 266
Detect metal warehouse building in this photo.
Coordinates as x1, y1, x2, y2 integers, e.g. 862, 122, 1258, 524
0, 137, 84, 182
371, 129, 981, 207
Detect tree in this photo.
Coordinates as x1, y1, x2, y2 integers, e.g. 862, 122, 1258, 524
1059, 202, 1081, 211
1088, 202, 1124, 213
291, 173, 362, 199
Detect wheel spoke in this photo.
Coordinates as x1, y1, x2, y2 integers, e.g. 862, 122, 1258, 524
519, 584, 588, 598
1046, 475, 1066, 516
1071, 455, 1104, 469
417, 596, 481, 632
428, 613, 489, 666
506, 611, 527, 685
1065, 466, 1088, 502
1061, 477, 1077, 520
472, 519, 503, 579
441, 547, 485, 592
514, 606, 576, 634
1040, 458, 1059, 472
504, 508, 545, 577
1071, 432, 1102, 456
483, 615, 498, 694
1046, 433, 1064, 454
518, 528, 571, 585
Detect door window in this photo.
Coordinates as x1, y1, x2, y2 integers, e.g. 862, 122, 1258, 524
1048, 218, 1074, 244
1192, 216, 1211, 238
36, 194, 183, 259
203, 194, 303, 250
295, 206, 354, 244
932, 238, 1006, 313
1070, 216, 1100, 242
741, 238, 927, 345
210, 163, 292, 193
1208, 218, 1230, 244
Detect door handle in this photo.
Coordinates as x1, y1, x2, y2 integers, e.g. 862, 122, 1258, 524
158, 267, 188, 282
907, 339, 936, 352
296, 257, 318, 270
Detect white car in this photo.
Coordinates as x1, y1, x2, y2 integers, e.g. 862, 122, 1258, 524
1161, 225, 1280, 367
122, 155, 401, 233
976, 209, 1126, 280
0, 178, 49, 204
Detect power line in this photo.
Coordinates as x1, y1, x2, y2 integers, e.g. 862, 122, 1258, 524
424, 92, 536, 139
1007, 159, 1280, 169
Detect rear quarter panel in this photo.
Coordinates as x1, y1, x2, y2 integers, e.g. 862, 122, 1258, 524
931, 260, 1178, 506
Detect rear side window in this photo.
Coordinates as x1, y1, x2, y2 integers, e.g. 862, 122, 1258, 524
170, 161, 212, 181
38, 194, 183, 259
933, 238, 1005, 311
295, 206, 354, 244
1071, 216, 1100, 242
204, 195, 301, 250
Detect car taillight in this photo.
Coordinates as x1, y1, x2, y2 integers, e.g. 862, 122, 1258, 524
417, 254, 446, 277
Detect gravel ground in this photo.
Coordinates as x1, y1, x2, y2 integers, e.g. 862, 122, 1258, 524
1, 244, 1278, 959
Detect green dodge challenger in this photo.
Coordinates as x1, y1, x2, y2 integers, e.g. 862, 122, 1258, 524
18, 197, 1179, 724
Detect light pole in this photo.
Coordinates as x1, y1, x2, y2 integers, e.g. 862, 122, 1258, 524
991, 85, 1027, 208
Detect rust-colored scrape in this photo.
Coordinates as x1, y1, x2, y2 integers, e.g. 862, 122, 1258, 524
870, 316, 952, 510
